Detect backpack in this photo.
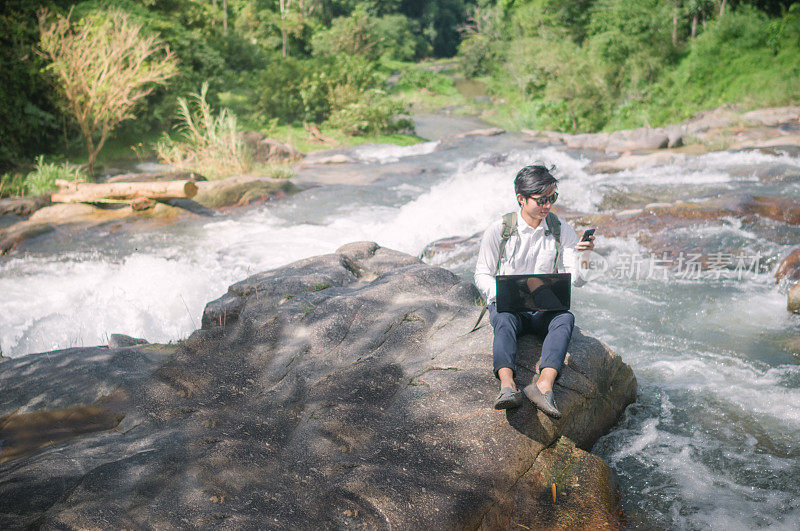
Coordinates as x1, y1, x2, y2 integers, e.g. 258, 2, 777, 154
470, 212, 562, 332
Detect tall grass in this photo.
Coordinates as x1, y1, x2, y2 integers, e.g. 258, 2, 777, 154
0, 156, 84, 198
24, 156, 84, 196
156, 83, 252, 178
0, 172, 27, 198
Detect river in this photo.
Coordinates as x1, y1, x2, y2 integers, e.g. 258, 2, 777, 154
1, 115, 799, 529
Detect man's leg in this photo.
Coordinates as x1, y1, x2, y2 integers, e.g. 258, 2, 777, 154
489, 303, 522, 390
525, 310, 575, 393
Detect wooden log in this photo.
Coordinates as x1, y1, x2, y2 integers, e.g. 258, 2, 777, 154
51, 180, 198, 203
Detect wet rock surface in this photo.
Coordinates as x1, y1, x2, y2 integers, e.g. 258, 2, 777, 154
0, 243, 636, 529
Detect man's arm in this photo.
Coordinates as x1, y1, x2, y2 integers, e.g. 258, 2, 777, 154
561, 222, 594, 287
474, 221, 502, 303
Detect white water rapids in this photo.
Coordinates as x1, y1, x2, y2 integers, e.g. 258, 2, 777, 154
2, 128, 799, 529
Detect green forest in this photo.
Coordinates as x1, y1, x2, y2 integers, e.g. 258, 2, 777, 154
1, 0, 799, 192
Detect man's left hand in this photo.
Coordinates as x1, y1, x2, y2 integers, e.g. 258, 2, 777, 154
576, 235, 595, 252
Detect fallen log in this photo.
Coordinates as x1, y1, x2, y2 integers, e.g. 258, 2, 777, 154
51, 180, 198, 203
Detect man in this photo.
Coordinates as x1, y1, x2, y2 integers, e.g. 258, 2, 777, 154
474, 164, 595, 416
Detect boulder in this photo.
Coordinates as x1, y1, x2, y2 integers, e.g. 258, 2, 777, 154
664, 124, 684, 148
0, 195, 51, 217
299, 153, 355, 166
0, 222, 55, 255
0, 243, 636, 529
28, 203, 125, 224
683, 106, 739, 134
239, 131, 304, 164
777, 248, 800, 283
744, 196, 800, 225
108, 334, 150, 348
565, 132, 610, 151
789, 281, 800, 314
741, 107, 800, 127
605, 128, 670, 152
521, 129, 566, 144
194, 176, 301, 208
588, 151, 686, 173
454, 127, 505, 138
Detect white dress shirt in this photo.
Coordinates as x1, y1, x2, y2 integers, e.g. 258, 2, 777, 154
474, 212, 586, 304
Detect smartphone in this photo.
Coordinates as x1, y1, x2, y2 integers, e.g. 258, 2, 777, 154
581, 228, 596, 242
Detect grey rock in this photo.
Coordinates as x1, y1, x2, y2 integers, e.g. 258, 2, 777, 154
0, 244, 636, 529
741, 107, 800, 127
239, 131, 304, 164
566, 132, 610, 151
0, 195, 50, 217
606, 128, 670, 152
454, 127, 505, 138
0, 345, 174, 417
665, 124, 684, 148
108, 334, 149, 348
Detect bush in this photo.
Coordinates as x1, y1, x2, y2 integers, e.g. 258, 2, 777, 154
394, 67, 457, 94
458, 33, 495, 77
373, 14, 429, 61
254, 54, 383, 124
23, 155, 84, 196
311, 7, 380, 60
155, 83, 252, 178
0, 172, 28, 198
325, 89, 412, 136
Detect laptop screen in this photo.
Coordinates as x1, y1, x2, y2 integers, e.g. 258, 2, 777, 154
495, 274, 571, 313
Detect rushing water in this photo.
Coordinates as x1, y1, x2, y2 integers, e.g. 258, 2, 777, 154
2, 120, 799, 529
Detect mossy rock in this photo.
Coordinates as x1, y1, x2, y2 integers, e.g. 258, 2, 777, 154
194, 177, 300, 208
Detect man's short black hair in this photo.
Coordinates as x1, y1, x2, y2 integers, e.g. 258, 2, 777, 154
514, 164, 558, 204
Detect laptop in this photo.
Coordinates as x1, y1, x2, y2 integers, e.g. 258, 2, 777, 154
495, 273, 571, 313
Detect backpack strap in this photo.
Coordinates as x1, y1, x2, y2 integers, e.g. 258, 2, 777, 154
546, 212, 563, 274
471, 212, 517, 332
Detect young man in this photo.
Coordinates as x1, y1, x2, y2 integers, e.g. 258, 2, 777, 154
474, 165, 595, 416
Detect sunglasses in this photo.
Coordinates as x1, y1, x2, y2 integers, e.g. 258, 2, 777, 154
528, 192, 558, 206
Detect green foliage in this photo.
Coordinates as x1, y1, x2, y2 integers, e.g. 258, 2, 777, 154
311, 6, 380, 59
24, 155, 84, 196
0, 172, 28, 199
458, 33, 496, 77
326, 89, 412, 136
394, 67, 458, 94
0, 0, 72, 172
607, 5, 800, 129
155, 83, 252, 178
373, 14, 430, 60
254, 53, 383, 124
465, 0, 799, 133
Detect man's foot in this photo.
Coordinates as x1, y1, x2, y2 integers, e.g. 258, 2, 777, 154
523, 382, 562, 418
493, 387, 523, 410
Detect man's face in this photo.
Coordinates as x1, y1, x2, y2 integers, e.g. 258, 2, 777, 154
517, 185, 557, 221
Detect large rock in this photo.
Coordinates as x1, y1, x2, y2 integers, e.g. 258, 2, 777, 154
776, 248, 800, 283
589, 151, 686, 173
239, 131, 304, 164
789, 281, 800, 314
0, 243, 636, 528
605, 128, 670, 152
0, 195, 50, 217
741, 107, 800, 127
194, 176, 301, 208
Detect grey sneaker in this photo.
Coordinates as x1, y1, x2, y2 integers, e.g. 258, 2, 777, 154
493, 387, 523, 410
523, 383, 562, 418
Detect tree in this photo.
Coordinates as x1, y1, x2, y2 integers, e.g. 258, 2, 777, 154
38, 8, 178, 176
